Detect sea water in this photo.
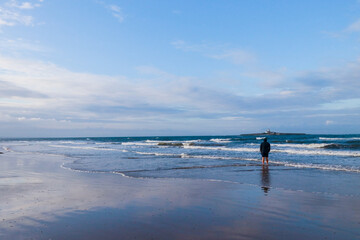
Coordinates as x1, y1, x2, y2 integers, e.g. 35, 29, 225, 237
1, 134, 360, 196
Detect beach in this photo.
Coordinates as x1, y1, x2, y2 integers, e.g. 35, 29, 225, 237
1, 136, 360, 239
1, 0, 360, 238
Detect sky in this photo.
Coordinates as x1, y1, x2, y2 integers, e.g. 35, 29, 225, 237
0, 0, 360, 137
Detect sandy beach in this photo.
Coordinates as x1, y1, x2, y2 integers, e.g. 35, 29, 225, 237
1, 0, 360, 238
1, 149, 359, 240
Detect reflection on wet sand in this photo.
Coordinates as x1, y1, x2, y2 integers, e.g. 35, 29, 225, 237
261, 165, 270, 194
2, 152, 360, 239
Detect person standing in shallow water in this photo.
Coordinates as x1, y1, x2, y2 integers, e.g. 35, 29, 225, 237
260, 137, 271, 165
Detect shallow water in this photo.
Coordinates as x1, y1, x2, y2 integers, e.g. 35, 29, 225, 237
1, 134, 360, 196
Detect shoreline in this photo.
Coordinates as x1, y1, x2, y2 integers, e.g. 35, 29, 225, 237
1, 151, 360, 239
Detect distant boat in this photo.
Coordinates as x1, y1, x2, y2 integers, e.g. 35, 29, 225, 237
241, 129, 305, 136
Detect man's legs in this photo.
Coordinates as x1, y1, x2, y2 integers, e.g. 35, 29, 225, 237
262, 157, 265, 164
266, 157, 269, 164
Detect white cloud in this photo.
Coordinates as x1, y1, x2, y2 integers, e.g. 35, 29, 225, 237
0, 18, 15, 26
3, 53, 358, 118
242, 68, 288, 89
345, 19, 360, 32
0, 56, 247, 131
0, 0, 43, 28
321, 30, 345, 39
0, 58, 255, 136
325, 120, 335, 125
1, 50, 360, 135
210, 49, 256, 65
0, 38, 48, 54
108, 4, 125, 23
171, 40, 188, 50
7, 1, 40, 9
322, 18, 360, 38
320, 98, 360, 110
0, 8, 33, 26
171, 40, 209, 52
172, 40, 256, 65
172, 10, 182, 15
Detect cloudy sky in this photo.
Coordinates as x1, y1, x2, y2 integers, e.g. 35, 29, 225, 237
0, 0, 360, 137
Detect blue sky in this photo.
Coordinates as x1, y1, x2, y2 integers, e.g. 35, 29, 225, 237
0, 0, 360, 137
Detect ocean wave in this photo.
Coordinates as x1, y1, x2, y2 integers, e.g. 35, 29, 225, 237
59, 141, 88, 145
157, 142, 185, 147
192, 142, 226, 147
250, 142, 360, 150
135, 151, 183, 157
95, 142, 122, 145
183, 156, 360, 173
62, 163, 240, 183
61, 164, 126, 176
270, 143, 329, 149
269, 160, 360, 173
123, 140, 199, 147
63, 155, 360, 175
146, 140, 200, 147
121, 142, 158, 146
49, 144, 127, 152
272, 148, 360, 157
320, 143, 360, 150
2, 146, 12, 152
210, 138, 232, 143
180, 154, 235, 160
256, 137, 266, 140
319, 137, 360, 141
145, 140, 200, 143
184, 144, 360, 157
136, 151, 259, 162
183, 145, 258, 152
122, 163, 259, 172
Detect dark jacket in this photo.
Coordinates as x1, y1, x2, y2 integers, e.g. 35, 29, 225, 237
260, 139, 271, 154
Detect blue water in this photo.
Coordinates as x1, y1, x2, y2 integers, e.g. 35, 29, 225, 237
1, 134, 360, 195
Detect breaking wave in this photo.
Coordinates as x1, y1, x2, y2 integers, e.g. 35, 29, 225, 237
319, 137, 360, 141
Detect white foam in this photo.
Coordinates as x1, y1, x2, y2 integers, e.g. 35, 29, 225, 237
146, 139, 200, 143
210, 138, 231, 143
216, 157, 360, 173
319, 137, 360, 141
122, 142, 158, 146
270, 143, 329, 149
181, 154, 232, 160
146, 140, 170, 143
153, 152, 177, 157
145, 140, 201, 145
183, 145, 258, 152
135, 151, 180, 157
59, 141, 87, 145
2, 146, 11, 151
95, 142, 117, 145
272, 148, 360, 157
134, 151, 258, 162
184, 144, 360, 157
184, 140, 202, 143
274, 161, 360, 173
49, 144, 125, 152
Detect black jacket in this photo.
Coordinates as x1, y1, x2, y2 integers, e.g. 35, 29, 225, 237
260, 140, 271, 154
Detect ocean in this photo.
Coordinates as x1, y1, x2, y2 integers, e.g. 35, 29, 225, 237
2, 134, 360, 196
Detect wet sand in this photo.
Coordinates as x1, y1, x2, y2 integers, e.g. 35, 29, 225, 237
1, 152, 360, 239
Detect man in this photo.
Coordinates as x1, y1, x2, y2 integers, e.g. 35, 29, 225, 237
260, 137, 271, 165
